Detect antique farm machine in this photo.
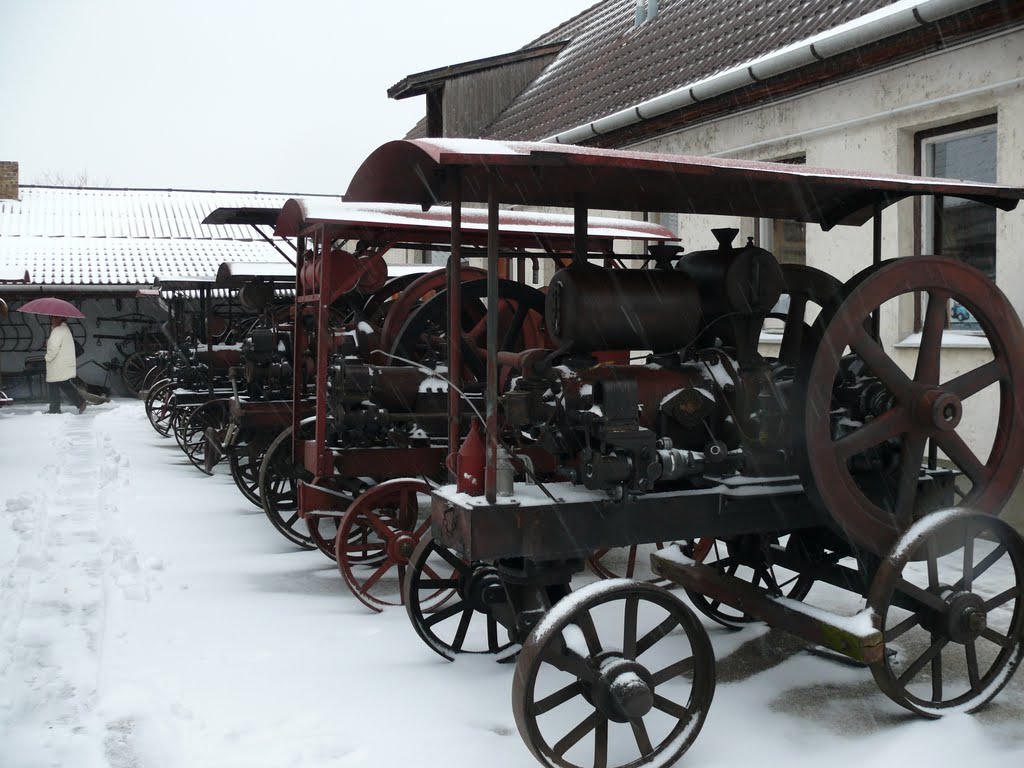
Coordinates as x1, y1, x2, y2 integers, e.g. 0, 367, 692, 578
268, 198, 675, 603
337, 139, 1024, 767
142, 274, 260, 451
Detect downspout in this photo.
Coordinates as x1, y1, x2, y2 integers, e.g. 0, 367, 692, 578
543, 0, 994, 144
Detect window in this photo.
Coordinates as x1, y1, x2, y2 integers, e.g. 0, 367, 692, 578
757, 156, 806, 266
916, 116, 997, 333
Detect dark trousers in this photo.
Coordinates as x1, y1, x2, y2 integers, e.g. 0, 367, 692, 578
48, 379, 85, 413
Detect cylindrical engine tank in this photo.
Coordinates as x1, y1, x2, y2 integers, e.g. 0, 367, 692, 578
674, 228, 785, 318
545, 267, 701, 353
328, 364, 428, 412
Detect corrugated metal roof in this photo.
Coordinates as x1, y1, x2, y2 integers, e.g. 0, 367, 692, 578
0, 238, 289, 287
0, 187, 333, 287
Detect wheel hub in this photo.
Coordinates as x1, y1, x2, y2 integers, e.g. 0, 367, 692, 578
590, 654, 655, 723
465, 565, 504, 612
387, 532, 417, 564
944, 590, 987, 644
914, 387, 962, 432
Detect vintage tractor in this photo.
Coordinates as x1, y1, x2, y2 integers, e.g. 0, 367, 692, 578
338, 139, 1024, 768
261, 198, 677, 609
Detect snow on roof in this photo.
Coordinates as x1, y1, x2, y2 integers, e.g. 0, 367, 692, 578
0, 187, 322, 288
0, 187, 336, 239
0, 237, 289, 287
0, 266, 29, 283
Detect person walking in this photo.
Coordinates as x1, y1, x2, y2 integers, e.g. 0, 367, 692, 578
45, 315, 86, 414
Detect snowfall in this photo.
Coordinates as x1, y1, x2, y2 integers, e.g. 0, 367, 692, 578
1, 399, 1022, 768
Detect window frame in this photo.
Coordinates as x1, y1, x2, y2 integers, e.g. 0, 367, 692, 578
754, 154, 807, 266
912, 114, 998, 333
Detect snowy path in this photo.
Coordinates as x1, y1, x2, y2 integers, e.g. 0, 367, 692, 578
2, 401, 1023, 767
0, 410, 124, 766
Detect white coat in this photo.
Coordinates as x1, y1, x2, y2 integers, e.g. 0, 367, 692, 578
45, 322, 77, 382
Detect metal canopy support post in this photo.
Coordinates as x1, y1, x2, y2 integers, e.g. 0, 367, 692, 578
447, 169, 463, 481
315, 230, 332, 477
573, 198, 588, 267
204, 285, 213, 396
485, 182, 499, 503
872, 203, 882, 341
291, 235, 306, 443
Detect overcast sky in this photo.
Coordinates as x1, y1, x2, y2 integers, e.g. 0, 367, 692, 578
0, 0, 596, 194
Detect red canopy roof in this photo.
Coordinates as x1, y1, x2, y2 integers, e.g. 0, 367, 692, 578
343, 139, 1024, 230
272, 198, 674, 251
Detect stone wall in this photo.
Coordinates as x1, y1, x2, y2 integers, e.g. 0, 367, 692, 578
0, 161, 18, 200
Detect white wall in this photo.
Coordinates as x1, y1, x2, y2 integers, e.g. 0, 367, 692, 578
623, 29, 1024, 463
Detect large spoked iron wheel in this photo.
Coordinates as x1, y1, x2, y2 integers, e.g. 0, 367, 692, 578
120, 351, 152, 398
229, 440, 269, 508
403, 531, 517, 661
804, 257, 1024, 555
683, 535, 815, 630
390, 279, 548, 382
145, 379, 176, 437
767, 264, 845, 368
512, 579, 716, 768
867, 509, 1024, 716
181, 400, 230, 474
257, 418, 316, 550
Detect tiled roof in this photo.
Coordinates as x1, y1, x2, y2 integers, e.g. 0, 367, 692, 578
463, 0, 901, 140
0, 187, 336, 287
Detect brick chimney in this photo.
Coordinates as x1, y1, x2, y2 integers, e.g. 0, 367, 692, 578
0, 161, 18, 200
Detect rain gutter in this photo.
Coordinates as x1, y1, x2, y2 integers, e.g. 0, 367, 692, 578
543, 0, 995, 144
0, 284, 155, 296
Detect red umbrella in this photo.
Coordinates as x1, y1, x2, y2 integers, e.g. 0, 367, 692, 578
15, 297, 85, 319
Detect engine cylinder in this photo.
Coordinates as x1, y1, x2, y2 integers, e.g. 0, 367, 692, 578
546, 267, 700, 353
675, 229, 784, 318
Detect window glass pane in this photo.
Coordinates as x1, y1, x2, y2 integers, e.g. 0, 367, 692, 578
771, 219, 806, 265
923, 127, 996, 332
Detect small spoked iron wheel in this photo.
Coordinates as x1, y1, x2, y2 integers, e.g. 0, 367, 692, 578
335, 479, 441, 612
867, 509, 1024, 717
404, 531, 517, 660
512, 579, 715, 768
684, 535, 815, 630
229, 440, 268, 508
181, 400, 229, 474
805, 257, 1024, 555
145, 379, 176, 437
587, 542, 672, 586
257, 418, 316, 550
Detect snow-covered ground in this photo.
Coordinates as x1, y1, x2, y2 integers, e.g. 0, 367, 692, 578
1, 400, 1022, 768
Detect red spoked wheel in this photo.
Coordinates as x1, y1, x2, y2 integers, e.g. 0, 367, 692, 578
804, 257, 1024, 555
390, 279, 549, 382
306, 478, 373, 563
335, 479, 453, 612
376, 267, 486, 359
